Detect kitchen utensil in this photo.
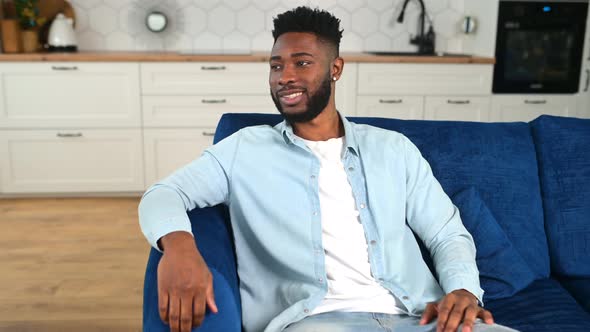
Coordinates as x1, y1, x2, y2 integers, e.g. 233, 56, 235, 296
47, 13, 77, 52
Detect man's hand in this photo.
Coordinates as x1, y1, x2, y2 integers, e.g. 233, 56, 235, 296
419, 289, 493, 332
158, 231, 218, 332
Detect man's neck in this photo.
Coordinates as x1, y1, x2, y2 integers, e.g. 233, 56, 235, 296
292, 107, 344, 141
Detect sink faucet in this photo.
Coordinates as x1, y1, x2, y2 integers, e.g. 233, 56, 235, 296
397, 0, 435, 55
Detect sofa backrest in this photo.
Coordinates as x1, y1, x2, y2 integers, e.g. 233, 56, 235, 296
214, 113, 551, 280
531, 115, 590, 278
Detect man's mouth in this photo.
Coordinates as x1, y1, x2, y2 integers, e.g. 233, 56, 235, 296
279, 90, 305, 106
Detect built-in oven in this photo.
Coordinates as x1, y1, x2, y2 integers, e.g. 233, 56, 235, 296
493, 0, 588, 93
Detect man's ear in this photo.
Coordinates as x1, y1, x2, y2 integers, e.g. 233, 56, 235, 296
331, 57, 344, 81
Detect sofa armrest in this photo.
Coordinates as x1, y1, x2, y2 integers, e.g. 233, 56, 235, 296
143, 205, 241, 331
558, 276, 590, 314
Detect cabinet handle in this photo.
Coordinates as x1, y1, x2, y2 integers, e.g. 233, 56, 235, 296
202, 132, 215, 137
201, 99, 227, 104
201, 66, 226, 71
379, 99, 403, 104
56, 132, 83, 138
524, 100, 547, 105
447, 99, 471, 105
584, 69, 589, 92
52, 65, 78, 71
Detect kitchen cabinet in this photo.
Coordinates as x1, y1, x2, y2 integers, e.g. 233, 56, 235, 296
140, 63, 278, 187
425, 96, 491, 122
143, 129, 213, 187
0, 129, 144, 193
356, 96, 424, 120
0, 63, 141, 128
0, 62, 143, 194
490, 95, 576, 122
356, 64, 493, 121
335, 63, 357, 116
357, 64, 493, 96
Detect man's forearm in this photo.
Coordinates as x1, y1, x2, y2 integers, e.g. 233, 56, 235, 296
159, 230, 198, 253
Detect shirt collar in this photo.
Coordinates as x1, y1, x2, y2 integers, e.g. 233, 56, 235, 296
275, 112, 359, 155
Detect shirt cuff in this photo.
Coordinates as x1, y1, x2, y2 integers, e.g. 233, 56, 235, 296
146, 214, 194, 253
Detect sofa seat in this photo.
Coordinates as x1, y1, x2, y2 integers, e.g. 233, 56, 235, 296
143, 114, 590, 331
486, 278, 590, 332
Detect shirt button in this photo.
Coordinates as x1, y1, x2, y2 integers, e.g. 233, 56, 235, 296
348, 167, 354, 171
304, 308, 309, 313
313, 211, 318, 216
360, 203, 366, 209
318, 278, 323, 283
402, 296, 410, 300
310, 175, 316, 179
370, 240, 377, 245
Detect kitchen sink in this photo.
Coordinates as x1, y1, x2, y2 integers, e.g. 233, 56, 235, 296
367, 51, 472, 57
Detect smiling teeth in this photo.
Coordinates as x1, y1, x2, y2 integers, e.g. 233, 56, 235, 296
284, 92, 303, 99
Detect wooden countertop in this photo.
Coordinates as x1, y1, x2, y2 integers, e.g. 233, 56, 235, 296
0, 51, 495, 64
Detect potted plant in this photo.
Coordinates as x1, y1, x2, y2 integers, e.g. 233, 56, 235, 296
14, 0, 45, 52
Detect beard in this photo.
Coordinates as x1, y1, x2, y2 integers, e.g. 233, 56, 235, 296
271, 72, 332, 124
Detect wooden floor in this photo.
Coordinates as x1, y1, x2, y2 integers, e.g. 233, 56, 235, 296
0, 197, 148, 332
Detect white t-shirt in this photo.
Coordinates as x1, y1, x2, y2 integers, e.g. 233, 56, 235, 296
299, 136, 405, 315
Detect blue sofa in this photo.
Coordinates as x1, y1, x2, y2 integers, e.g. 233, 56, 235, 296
143, 114, 590, 332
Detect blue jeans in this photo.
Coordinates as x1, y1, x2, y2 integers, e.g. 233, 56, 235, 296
283, 312, 519, 332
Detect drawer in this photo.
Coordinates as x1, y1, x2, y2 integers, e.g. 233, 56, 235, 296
142, 95, 276, 127
0, 63, 141, 128
141, 62, 269, 95
358, 64, 493, 96
0, 129, 144, 193
425, 96, 491, 122
356, 96, 424, 120
490, 95, 575, 122
143, 129, 215, 187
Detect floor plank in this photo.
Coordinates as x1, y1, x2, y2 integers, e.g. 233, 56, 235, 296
0, 198, 147, 331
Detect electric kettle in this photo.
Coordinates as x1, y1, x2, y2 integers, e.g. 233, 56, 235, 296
48, 13, 77, 52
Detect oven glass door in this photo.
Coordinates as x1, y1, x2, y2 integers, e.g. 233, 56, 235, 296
493, 2, 588, 93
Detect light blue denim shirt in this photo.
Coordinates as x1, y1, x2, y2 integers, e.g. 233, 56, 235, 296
139, 115, 484, 332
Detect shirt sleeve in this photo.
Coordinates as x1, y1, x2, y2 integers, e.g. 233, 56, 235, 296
138, 142, 233, 252
402, 137, 484, 304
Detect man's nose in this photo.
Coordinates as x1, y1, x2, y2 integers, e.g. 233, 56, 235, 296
278, 65, 296, 85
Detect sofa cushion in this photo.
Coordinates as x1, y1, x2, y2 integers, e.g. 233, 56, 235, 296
531, 115, 590, 277
452, 187, 536, 301
558, 276, 590, 313
215, 113, 550, 279
485, 278, 590, 332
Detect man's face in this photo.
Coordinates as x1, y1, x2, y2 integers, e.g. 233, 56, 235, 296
269, 32, 334, 123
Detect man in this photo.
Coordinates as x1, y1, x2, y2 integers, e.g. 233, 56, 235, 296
139, 7, 517, 332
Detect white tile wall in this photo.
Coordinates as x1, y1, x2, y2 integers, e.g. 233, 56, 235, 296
69, 0, 468, 53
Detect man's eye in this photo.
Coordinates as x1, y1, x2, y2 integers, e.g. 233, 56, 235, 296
297, 61, 311, 66
270, 64, 282, 70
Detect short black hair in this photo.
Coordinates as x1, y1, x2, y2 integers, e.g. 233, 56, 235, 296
272, 6, 343, 57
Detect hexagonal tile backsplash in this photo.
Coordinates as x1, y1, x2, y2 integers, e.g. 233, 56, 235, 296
69, 0, 466, 53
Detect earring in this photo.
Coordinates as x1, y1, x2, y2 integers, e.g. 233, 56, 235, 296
332, 77, 337, 81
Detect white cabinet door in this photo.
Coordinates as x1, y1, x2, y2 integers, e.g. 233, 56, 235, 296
356, 96, 424, 119
143, 129, 215, 188
335, 63, 357, 116
358, 64, 493, 95
490, 95, 576, 122
425, 96, 491, 121
142, 95, 276, 128
0, 129, 144, 193
141, 62, 269, 95
0, 63, 141, 128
